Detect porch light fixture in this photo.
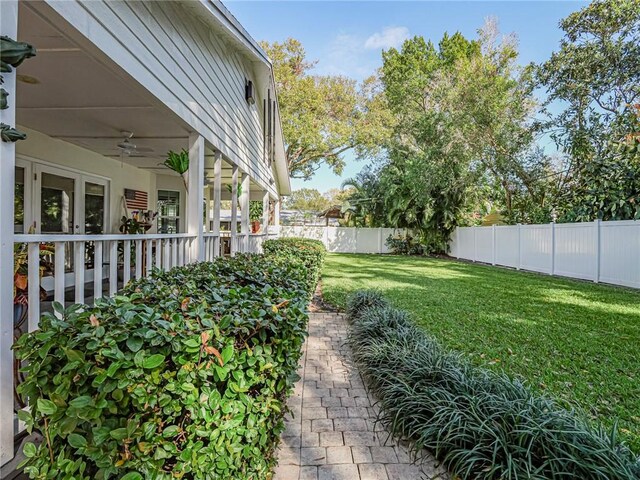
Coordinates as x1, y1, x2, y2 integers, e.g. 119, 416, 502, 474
245, 79, 255, 105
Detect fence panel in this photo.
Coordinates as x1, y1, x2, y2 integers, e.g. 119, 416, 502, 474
279, 226, 405, 254
554, 223, 597, 281
451, 220, 640, 289
520, 224, 552, 274
599, 221, 640, 288
475, 227, 493, 264
495, 226, 519, 268
356, 228, 380, 253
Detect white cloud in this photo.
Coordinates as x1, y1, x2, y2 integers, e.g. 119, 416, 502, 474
314, 33, 374, 80
364, 26, 410, 50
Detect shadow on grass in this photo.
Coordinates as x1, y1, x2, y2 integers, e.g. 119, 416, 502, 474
322, 253, 640, 452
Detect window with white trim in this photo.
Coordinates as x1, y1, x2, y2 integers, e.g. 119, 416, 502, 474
157, 190, 180, 234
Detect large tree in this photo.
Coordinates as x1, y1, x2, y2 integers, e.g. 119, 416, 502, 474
536, 0, 639, 164
261, 39, 393, 179
536, 0, 640, 221
367, 21, 542, 250
283, 188, 330, 214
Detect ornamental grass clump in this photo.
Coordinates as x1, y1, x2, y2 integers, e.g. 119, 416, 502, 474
347, 291, 640, 480
14, 253, 322, 480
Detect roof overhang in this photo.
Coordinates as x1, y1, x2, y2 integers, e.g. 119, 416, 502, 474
192, 0, 291, 196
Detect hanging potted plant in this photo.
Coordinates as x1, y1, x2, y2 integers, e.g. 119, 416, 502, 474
163, 149, 189, 190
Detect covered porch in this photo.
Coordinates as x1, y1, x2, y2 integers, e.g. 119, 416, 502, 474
1, 0, 286, 472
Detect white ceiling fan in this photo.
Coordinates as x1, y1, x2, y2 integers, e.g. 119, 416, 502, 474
117, 131, 154, 156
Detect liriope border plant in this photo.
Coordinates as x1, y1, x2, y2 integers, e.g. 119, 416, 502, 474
346, 290, 640, 479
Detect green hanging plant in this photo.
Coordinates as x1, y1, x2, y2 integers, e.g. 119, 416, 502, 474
163, 149, 189, 190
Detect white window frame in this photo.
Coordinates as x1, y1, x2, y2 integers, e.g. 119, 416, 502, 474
157, 189, 181, 234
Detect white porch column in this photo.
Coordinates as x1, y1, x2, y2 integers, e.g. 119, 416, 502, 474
274, 197, 281, 236
240, 173, 250, 253
187, 133, 205, 262
212, 152, 222, 257
204, 187, 212, 233
262, 192, 270, 235
230, 165, 239, 256
0, 1, 19, 467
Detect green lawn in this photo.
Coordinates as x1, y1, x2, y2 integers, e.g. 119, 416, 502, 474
322, 253, 640, 452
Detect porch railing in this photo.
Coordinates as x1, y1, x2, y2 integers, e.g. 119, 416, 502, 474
6, 230, 272, 469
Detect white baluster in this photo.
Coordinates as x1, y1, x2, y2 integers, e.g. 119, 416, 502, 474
135, 240, 142, 279
123, 240, 131, 285
27, 243, 40, 332
171, 238, 178, 268
155, 240, 162, 269
109, 241, 118, 296
163, 239, 171, 271
54, 242, 65, 314
178, 238, 184, 266
74, 241, 85, 304
94, 241, 103, 301
145, 239, 152, 276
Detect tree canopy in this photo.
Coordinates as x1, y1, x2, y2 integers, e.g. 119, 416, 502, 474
261, 39, 393, 180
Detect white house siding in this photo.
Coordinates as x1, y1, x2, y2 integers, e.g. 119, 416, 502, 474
42, 0, 277, 197
16, 127, 157, 234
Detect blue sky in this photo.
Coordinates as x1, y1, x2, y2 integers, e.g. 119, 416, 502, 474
226, 1, 586, 193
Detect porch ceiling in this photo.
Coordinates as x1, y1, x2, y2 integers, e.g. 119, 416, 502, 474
15, 2, 262, 192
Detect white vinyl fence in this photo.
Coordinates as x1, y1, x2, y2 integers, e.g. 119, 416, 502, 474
450, 220, 640, 289
279, 226, 403, 253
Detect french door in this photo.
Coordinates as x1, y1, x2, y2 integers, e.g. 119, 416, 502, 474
32, 163, 109, 235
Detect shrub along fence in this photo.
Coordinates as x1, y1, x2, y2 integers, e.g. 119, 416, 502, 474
346, 290, 640, 480
13, 239, 325, 479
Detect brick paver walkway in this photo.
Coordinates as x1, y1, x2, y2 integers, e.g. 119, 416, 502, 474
274, 312, 450, 480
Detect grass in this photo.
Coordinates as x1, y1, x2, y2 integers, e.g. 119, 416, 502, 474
322, 254, 640, 452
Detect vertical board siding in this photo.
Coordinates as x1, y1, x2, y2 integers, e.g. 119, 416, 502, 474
452, 220, 640, 289
356, 229, 379, 253
279, 226, 402, 254
520, 224, 552, 274
54, 0, 274, 191
554, 223, 597, 280
599, 222, 640, 288
495, 226, 519, 268
475, 228, 493, 264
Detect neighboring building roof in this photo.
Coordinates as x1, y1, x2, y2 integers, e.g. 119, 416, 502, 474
319, 206, 344, 219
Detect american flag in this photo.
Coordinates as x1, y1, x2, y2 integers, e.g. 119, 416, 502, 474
124, 189, 148, 210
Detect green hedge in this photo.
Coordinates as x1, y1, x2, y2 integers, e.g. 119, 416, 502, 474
14, 252, 322, 480
346, 291, 640, 480
263, 238, 326, 293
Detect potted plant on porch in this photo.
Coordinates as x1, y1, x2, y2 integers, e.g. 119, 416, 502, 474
250, 201, 263, 233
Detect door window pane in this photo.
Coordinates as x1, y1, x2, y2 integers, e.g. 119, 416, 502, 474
41, 172, 75, 233
85, 182, 105, 234
157, 190, 180, 234
15, 166, 24, 234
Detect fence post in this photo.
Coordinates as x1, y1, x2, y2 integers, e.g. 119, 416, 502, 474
473, 226, 477, 262
378, 228, 383, 254
594, 219, 601, 283
323, 227, 329, 249
550, 222, 555, 276
492, 225, 496, 265
517, 224, 522, 270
